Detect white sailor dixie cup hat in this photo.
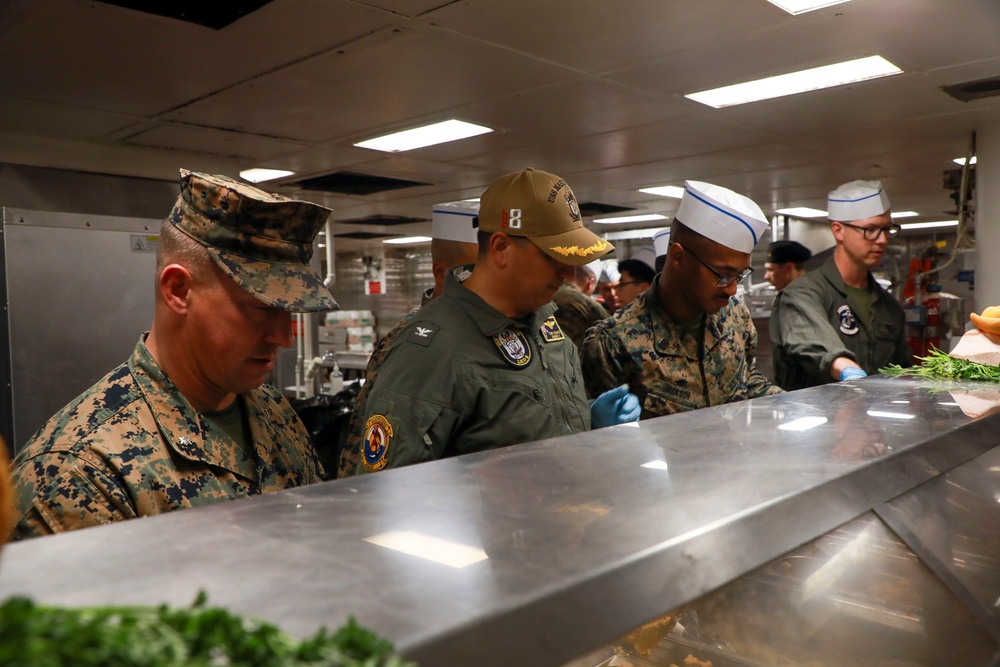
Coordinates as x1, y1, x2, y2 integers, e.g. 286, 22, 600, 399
431, 201, 480, 243
827, 180, 891, 222
675, 180, 769, 254
652, 228, 671, 258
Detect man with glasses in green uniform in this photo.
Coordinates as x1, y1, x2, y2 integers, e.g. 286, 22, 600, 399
771, 180, 912, 390
581, 181, 782, 418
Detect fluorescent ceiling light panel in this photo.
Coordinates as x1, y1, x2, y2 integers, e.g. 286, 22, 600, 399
777, 207, 828, 218
778, 416, 828, 431
890, 211, 919, 219
594, 214, 668, 224
355, 119, 493, 152
639, 186, 685, 199
767, 0, 850, 15
953, 156, 978, 165
363, 531, 488, 568
384, 236, 432, 244
686, 55, 902, 109
900, 220, 958, 230
240, 168, 294, 183
604, 228, 667, 241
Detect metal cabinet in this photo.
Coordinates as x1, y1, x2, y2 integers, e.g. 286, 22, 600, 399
1, 377, 999, 666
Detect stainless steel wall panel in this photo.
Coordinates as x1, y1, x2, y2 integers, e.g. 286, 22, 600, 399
2, 208, 159, 451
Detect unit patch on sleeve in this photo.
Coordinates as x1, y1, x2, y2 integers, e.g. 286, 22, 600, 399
837, 304, 859, 336
493, 327, 532, 368
408, 321, 440, 347
540, 316, 566, 343
362, 414, 393, 472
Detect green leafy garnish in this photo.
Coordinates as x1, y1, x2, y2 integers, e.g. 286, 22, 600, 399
0, 593, 416, 667
881, 348, 1000, 383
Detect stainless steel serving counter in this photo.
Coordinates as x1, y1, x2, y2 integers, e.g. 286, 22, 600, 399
2, 376, 999, 666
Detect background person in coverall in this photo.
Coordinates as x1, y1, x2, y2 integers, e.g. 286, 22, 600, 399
355, 167, 640, 473
771, 180, 912, 390
336, 202, 480, 478
581, 180, 782, 418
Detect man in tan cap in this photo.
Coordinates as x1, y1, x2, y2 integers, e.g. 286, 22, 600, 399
582, 180, 782, 418
335, 201, 480, 478
772, 180, 911, 390
356, 167, 639, 473
9, 169, 337, 539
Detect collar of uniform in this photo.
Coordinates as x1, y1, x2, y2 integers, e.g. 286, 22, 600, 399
128, 334, 257, 480
442, 270, 559, 336
818, 256, 879, 297
644, 282, 729, 359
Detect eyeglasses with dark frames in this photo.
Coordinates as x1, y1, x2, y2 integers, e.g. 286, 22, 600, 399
838, 222, 900, 241
684, 246, 753, 287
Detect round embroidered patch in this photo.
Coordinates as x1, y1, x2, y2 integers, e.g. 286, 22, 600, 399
362, 414, 393, 472
838, 304, 859, 335
493, 327, 532, 368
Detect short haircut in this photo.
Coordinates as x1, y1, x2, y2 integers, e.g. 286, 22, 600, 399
617, 258, 655, 284
476, 229, 530, 258
155, 221, 212, 286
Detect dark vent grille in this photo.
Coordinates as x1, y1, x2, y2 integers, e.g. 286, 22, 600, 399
942, 75, 1000, 102
578, 202, 635, 217
333, 231, 397, 240
338, 215, 427, 226
96, 1, 274, 29
291, 171, 431, 196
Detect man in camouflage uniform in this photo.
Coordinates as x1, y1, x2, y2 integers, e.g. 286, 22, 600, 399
335, 202, 479, 478
9, 169, 337, 539
582, 181, 782, 418
355, 168, 639, 473
552, 259, 609, 352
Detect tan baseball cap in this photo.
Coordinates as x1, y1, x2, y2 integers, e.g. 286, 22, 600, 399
477, 167, 613, 266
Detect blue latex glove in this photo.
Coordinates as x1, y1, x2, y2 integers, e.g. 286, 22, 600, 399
591, 385, 641, 428
839, 366, 868, 381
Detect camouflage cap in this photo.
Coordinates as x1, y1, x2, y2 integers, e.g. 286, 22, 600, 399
477, 167, 613, 266
167, 169, 339, 312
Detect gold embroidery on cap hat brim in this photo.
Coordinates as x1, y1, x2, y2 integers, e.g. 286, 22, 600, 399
550, 240, 611, 257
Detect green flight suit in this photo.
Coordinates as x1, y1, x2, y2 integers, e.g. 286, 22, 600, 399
355, 272, 591, 473
771, 257, 912, 390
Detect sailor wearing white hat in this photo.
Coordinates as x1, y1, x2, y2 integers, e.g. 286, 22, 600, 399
652, 228, 671, 272
336, 200, 481, 477
771, 179, 911, 390
581, 180, 782, 418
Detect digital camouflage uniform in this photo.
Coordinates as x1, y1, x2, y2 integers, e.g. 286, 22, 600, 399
771, 257, 911, 390
552, 283, 609, 352
355, 272, 591, 473
581, 284, 782, 418
10, 336, 323, 539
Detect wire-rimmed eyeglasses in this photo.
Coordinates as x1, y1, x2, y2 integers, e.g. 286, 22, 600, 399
684, 247, 753, 287
838, 222, 900, 240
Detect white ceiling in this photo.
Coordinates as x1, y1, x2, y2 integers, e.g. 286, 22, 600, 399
1, 0, 998, 248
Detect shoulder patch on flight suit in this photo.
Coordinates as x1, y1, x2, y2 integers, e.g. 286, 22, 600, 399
362, 414, 393, 472
837, 305, 859, 335
540, 316, 566, 342
493, 327, 532, 368
408, 321, 440, 347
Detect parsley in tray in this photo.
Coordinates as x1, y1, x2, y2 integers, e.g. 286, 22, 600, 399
0, 591, 416, 667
